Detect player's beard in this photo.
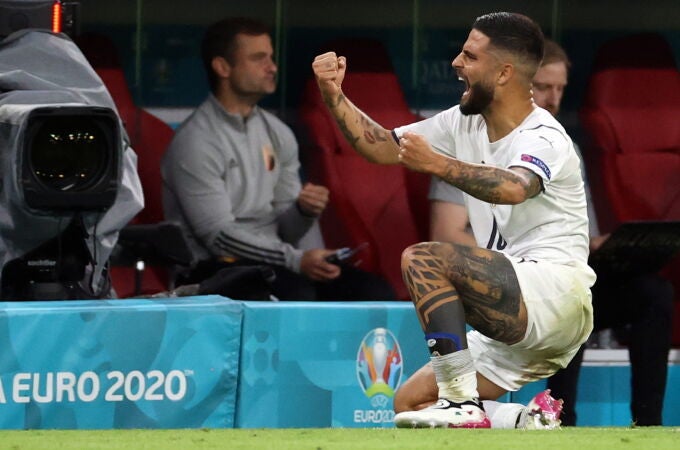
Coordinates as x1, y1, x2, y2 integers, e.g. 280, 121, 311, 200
459, 79, 494, 116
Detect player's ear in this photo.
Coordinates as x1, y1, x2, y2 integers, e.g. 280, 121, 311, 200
497, 63, 514, 86
212, 56, 231, 79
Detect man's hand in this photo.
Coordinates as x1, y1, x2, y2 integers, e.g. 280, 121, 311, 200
312, 52, 347, 107
300, 248, 341, 281
297, 182, 329, 217
398, 131, 445, 175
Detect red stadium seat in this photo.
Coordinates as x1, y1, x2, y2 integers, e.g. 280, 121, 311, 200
95, 67, 173, 225
579, 33, 680, 345
76, 33, 174, 225
299, 39, 430, 300
76, 33, 178, 297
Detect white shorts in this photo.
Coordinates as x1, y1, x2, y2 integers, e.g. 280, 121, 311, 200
468, 256, 595, 391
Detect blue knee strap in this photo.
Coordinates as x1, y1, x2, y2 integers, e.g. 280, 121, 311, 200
425, 332, 462, 350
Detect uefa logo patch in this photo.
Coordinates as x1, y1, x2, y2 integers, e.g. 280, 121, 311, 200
356, 328, 403, 405
520, 153, 551, 179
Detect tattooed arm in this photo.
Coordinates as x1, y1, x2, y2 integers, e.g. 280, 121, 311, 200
440, 160, 543, 205
399, 131, 542, 205
312, 52, 400, 165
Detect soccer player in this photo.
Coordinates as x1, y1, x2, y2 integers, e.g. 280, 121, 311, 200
425, 37, 675, 427
312, 12, 594, 428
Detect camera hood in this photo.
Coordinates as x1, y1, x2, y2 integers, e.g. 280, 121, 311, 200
0, 29, 143, 297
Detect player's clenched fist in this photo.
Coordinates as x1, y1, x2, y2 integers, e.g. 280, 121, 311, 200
398, 131, 443, 174
312, 52, 347, 107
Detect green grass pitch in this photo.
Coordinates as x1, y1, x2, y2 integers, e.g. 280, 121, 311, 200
1, 427, 679, 449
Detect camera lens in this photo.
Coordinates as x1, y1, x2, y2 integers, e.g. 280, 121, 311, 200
30, 116, 109, 192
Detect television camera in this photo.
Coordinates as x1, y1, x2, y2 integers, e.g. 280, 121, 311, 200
0, 2, 144, 300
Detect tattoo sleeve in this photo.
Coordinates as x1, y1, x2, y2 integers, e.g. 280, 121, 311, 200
327, 94, 399, 164
439, 159, 542, 204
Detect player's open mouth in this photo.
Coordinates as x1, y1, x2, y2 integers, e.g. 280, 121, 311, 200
458, 75, 470, 98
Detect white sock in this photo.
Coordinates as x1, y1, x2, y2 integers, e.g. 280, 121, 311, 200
430, 349, 478, 402
482, 400, 526, 429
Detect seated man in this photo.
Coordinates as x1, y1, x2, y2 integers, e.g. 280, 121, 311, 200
428, 38, 674, 426
162, 17, 394, 301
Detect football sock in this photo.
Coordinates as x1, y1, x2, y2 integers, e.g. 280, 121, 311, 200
481, 400, 526, 429
431, 349, 478, 402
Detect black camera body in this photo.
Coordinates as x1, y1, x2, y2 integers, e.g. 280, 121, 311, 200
0, 217, 95, 300
0, 105, 122, 301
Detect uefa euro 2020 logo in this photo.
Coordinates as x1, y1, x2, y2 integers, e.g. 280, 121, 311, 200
356, 328, 403, 408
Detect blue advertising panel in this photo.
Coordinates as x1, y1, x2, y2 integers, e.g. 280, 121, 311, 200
235, 301, 429, 428
0, 296, 243, 429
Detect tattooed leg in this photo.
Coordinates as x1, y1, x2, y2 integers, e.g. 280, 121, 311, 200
401, 241, 528, 402
403, 241, 527, 345
401, 244, 478, 401
401, 245, 468, 352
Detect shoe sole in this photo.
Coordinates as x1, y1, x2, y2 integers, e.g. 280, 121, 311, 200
395, 417, 491, 429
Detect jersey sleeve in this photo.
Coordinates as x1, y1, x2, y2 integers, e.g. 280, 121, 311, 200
507, 125, 572, 186
393, 107, 459, 158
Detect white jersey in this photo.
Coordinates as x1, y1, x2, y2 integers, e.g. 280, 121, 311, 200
394, 106, 592, 272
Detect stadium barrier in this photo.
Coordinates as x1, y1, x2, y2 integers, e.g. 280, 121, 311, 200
0, 297, 678, 429
234, 301, 430, 428
0, 296, 242, 429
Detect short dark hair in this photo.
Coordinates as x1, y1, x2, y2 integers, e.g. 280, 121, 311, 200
472, 12, 544, 77
201, 17, 271, 92
542, 38, 571, 71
